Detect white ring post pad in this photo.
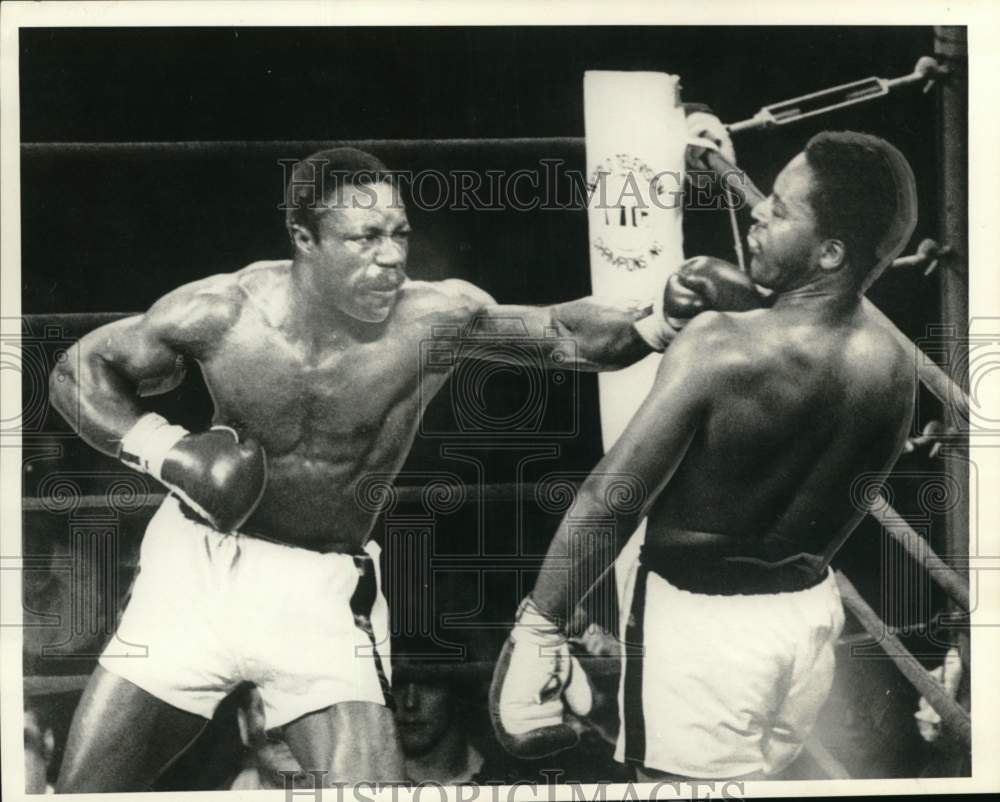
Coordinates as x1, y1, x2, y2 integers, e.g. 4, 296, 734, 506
583, 70, 688, 450
584, 71, 690, 579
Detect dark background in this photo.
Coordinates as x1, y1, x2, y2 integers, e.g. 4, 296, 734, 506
20, 26, 939, 318
19, 27, 934, 143
19, 26, 964, 782
18, 24, 946, 468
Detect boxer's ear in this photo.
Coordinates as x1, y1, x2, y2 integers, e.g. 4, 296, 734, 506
818, 238, 846, 271
289, 223, 317, 255
236, 708, 251, 747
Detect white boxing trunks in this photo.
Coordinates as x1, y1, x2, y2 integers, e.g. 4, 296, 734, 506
100, 496, 392, 728
615, 546, 845, 778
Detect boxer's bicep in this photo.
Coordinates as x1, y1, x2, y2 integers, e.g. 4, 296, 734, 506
439, 279, 545, 340
87, 316, 185, 387
87, 282, 238, 386
471, 303, 551, 338
136, 363, 188, 398
52, 278, 242, 453
51, 315, 182, 453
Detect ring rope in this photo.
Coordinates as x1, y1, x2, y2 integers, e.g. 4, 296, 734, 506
802, 736, 853, 780
835, 572, 971, 747
24, 481, 969, 614
21, 247, 972, 422
836, 617, 936, 648
872, 493, 970, 611
19, 237, 946, 330
19, 57, 966, 771
26, 476, 969, 738
24, 577, 967, 748
18, 613, 929, 700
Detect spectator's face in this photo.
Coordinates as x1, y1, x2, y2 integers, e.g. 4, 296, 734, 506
394, 681, 454, 757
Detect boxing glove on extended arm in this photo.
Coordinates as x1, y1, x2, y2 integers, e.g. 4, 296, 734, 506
633, 256, 767, 351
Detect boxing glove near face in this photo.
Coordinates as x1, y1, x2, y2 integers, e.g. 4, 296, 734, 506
671, 256, 766, 316
634, 256, 767, 351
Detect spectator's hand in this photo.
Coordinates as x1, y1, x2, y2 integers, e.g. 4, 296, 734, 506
903, 420, 957, 459
914, 647, 962, 743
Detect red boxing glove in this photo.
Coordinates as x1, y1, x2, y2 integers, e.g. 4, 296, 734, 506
119, 413, 267, 531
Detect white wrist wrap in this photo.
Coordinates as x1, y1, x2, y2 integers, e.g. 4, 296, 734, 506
119, 413, 190, 480
504, 598, 592, 717
511, 597, 566, 650
633, 294, 683, 352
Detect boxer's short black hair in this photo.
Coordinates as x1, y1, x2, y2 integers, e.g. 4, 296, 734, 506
803, 131, 917, 284
284, 147, 394, 240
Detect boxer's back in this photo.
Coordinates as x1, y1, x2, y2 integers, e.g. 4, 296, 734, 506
647, 303, 916, 559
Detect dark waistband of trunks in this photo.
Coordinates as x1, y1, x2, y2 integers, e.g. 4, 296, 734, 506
639, 541, 828, 596
174, 495, 371, 558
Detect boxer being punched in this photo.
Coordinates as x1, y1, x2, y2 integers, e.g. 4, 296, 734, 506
492, 131, 919, 780
49, 135, 757, 791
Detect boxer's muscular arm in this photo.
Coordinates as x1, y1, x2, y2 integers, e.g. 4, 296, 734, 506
530, 313, 743, 621
479, 297, 654, 370
136, 357, 188, 398
441, 279, 655, 371
49, 276, 243, 457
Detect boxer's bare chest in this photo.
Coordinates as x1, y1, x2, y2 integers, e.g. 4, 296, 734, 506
182, 276, 472, 546
202, 314, 436, 464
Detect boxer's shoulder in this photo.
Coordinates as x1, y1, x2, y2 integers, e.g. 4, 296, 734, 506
856, 304, 910, 363
146, 265, 275, 347
844, 314, 914, 399
234, 259, 292, 291
230, 260, 295, 327
434, 278, 495, 306
651, 310, 787, 407
410, 278, 495, 309
667, 310, 767, 374
396, 279, 495, 326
